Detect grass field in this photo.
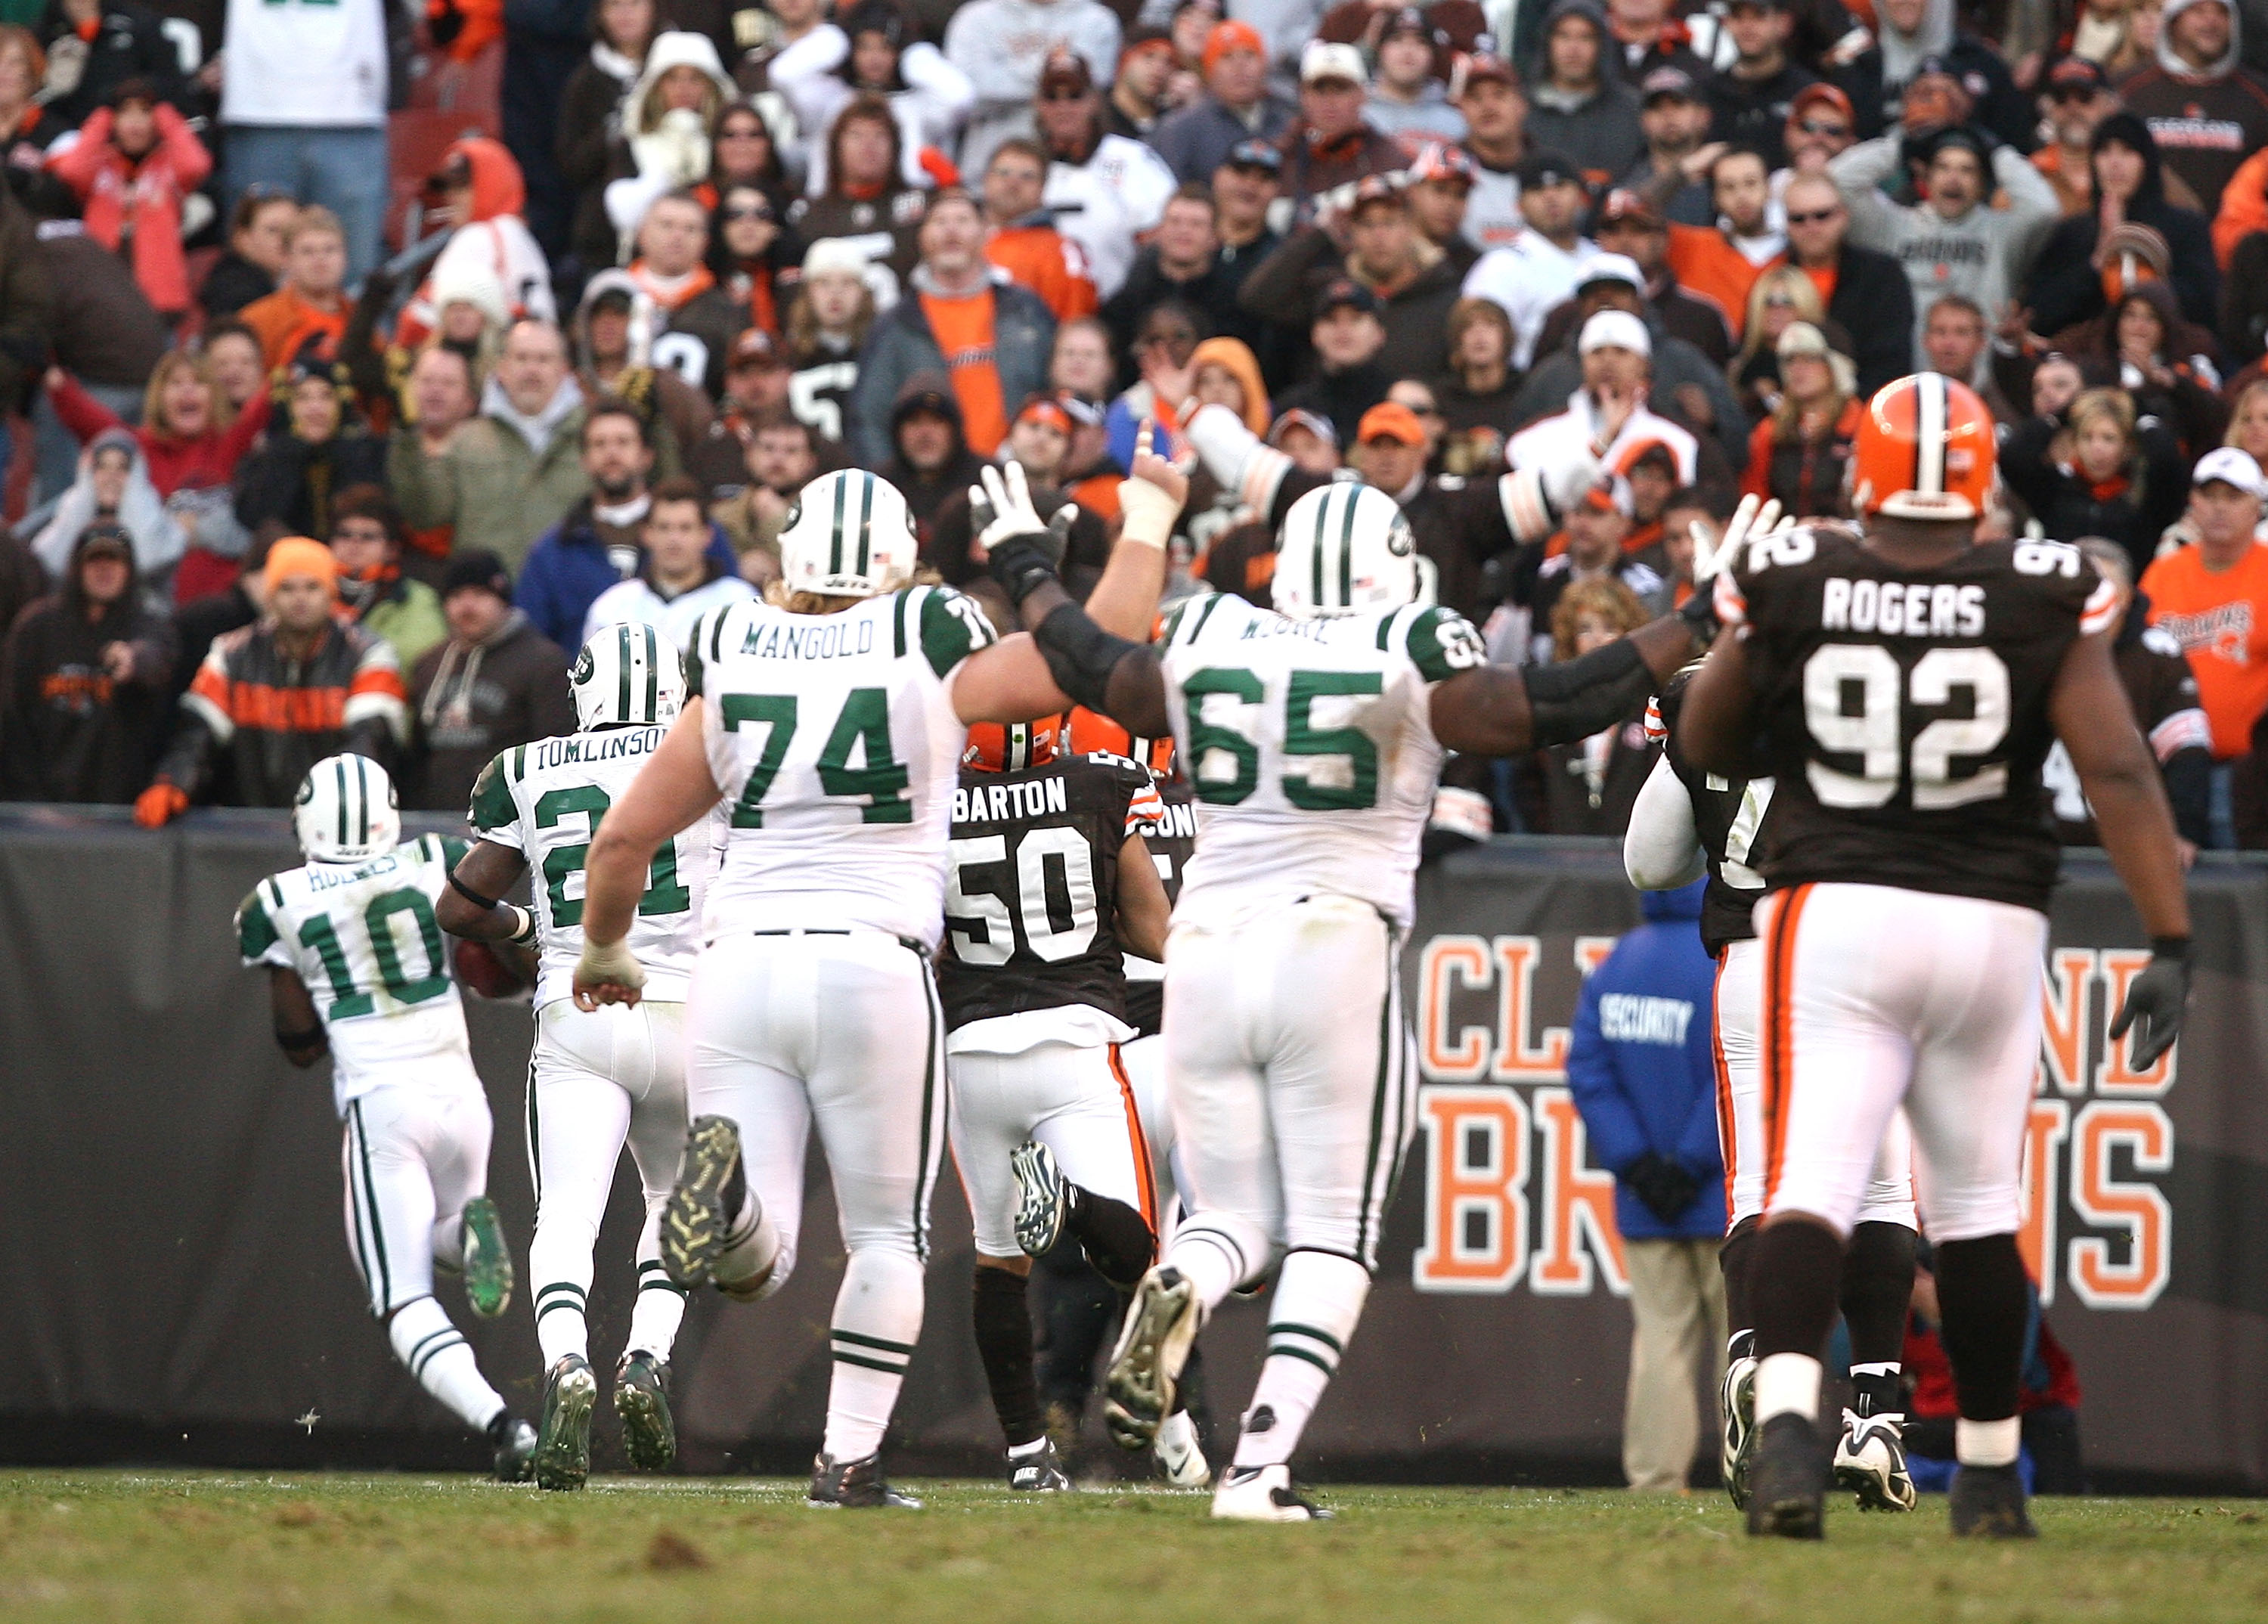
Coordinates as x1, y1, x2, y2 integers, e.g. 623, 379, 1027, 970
0, 1471, 2262, 1623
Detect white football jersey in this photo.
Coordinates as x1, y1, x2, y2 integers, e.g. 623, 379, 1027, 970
235, 833, 480, 1115
1159, 592, 1486, 931
693, 585, 995, 947
468, 726, 723, 1009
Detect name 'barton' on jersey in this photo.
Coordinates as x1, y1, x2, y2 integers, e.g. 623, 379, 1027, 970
938, 752, 1163, 1035
1157, 591, 1488, 930
690, 584, 996, 948
469, 726, 722, 1009
235, 832, 479, 1114
1715, 525, 2118, 913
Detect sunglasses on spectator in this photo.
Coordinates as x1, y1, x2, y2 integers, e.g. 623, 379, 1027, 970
719, 124, 767, 139
1764, 293, 1796, 308
333, 523, 389, 544
1784, 206, 1839, 225
1795, 119, 1848, 138
1396, 401, 1442, 417
723, 203, 774, 222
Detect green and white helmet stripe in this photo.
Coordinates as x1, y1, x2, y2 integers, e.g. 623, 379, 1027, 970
1273, 481, 1419, 619
293, 752, 401, 866
779, 470, 918, 600
573, 621, 686, 730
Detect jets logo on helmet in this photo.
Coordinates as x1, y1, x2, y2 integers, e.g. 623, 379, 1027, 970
294, 753, 401, 865
964, 717, 1062, 772
1850, 373, 1997, 521
573, 621, 686, 730
778, 470, 918, 600
1274, 482, 1420, 619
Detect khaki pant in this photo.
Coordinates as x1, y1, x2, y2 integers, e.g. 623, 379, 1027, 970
1622, 1237, 1728, 1492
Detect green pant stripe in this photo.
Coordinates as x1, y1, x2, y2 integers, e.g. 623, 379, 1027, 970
535, 1282, 586, 1303
352, 1102, 392, 1309
1265, 1344, 1337, 1378
911, 969, 942, 1261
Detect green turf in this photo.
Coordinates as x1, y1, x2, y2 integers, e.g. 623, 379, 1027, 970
0, 1470, 2261, 1623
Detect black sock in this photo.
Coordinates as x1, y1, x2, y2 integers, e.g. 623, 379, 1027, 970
1934, 1234, 2028, 1422
1840, 1221, 1916, 1416
972, 1265, 1045, 1449
1064, 1185, 1155, 1290
1749, 1219, 1846, 1362
1721, 1213, 1760, 1344
1032, 1246, 1117, 1416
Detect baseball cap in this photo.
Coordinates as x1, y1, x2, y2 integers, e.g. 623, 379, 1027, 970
1640, 66, 1699, 104
1408, 141, 1477, 188
2046, 56, 2109, 96
1928, 125, 1991, 166
729, 327, 783, 370
1121, 23, 1175, 60
1576, 252, 1645, 295
1269, 408, 1335, 445
1578, 472, 1634, 518
442, 547, 513, 602
1380, 5, 1438, 41
2192, 446, 2267, 497
1313, 277, 1381, 321
802, 237, 870, 280
1038, 51, 1095, 95
76, 522, 133, 561
1203, 18, 1265, 72
1790, 82, 1855, 124
1301, 40, 1368, 86
1015, 394, 1074, 433
1452, 53, 1520, 96
1776, 320, 1832, 360
1579, 308, 1651, 356
1357, 401, 1427, 445
1222, 137, 1284, 175
1351, 173, 1406, 212
1595, 188, 1662, 229
1515, 147, 1584, 190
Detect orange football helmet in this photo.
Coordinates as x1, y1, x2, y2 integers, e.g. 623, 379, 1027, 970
1061, 705, 1174, 774
963, 717, 1061, 772
1849, 373, 1997, 522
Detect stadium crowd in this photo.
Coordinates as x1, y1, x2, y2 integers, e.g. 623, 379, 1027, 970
0, 0, 2260, 847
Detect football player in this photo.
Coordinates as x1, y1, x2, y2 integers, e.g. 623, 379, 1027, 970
974, 445, 1715, 1520
436, 622, 718, 1491
234, 755, 537, 1481
938, 714, 1171, 1492
562, 459, 1180, 1509
1627, 645, 1920, 1516
1679, 374, 2192, 1539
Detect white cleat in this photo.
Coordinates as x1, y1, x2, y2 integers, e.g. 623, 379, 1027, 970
1103, 1266, 1201, 1451
1154, 1409, 1210, 1489
1210, 1463, 1331, 1522
1834, 1409, 1918, 1511
1721, 1354, 1758, 1511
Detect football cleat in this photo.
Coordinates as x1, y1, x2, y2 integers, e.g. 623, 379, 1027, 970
1721, 1353, 1758, 1511
488, 1412, 538, 1483
1010, 1140, 1069, 1257
1211, 1464, 1331, 1522
808, 1453, 922, 1509
615, 1350, 677, 1472
1949, 1462, 2037, 1539
1834, 1409, 1916, 1511
460, 1197, 513, 1319
1744, 1413, 1828, 1539
661, 1115, 745, 1289
1007, 1436, 1073, 1492
533, 1353, 596, 1491
1104, 1266, 1201, 1451
1154, 1409, 1211, 1489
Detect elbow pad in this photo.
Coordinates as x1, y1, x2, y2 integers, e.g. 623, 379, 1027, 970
1522, 637, 1654, 749
275, 1023, 327, 1063
1033, 601, 1144, 714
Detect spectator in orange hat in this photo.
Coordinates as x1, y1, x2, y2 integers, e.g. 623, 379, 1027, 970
1106, 25, 1180, 138
1149, 18, 1296, 184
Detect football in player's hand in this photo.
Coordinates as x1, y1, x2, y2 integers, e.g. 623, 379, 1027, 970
454, 938, 531, 1001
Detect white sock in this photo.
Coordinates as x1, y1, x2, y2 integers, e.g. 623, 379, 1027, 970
1161, 1225, 1247, 1314
1957, 1415, 2022, 1467
388, 1294, 505, 1431
629, 1257, 689, 1359
1754, 1353, 1823, 1424
534, 1281, 589, 1366
1157, 1409, 1201, 1459
714, 1185, 785, 1300
1007, 1435, 1050, 1460
821, 1247, 924, 1462
1229, 1252, 1370, 1471
431, 1212, 466, 1273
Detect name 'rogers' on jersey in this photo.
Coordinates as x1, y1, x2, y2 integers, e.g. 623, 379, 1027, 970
469, 727, 722, 1009
689, 584, 995, 947
1715, 524, 2118, 913
1157, 590, 1487, 930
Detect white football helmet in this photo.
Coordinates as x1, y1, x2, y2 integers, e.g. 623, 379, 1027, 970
294, 754, 400, 866
778, 470, 918, 600
1272, 481, 1419, 619
572, 621, 686, 730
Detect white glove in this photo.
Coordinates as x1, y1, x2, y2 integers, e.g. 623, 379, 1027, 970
572, 938, 646, 1009
1698, 494, 1782, 584
1541, 448, 1602, 516
973, 461, 1066, 554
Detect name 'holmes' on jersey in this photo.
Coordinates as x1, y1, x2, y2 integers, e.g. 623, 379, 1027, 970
689, 583, 996, 948
1715, 524, 2119, 914
1157, 590, 1487, 931
469, 725, 722, 1009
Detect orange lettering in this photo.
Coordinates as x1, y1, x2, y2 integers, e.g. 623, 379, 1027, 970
1492, 936, 1569, 1082
2037, 949, 2096, 1098
1418, 936, 1492, 1082
1412, 1086, 1529, 1292
1529, 1086, 1628, 1296
2068, 1102, 2173, 1309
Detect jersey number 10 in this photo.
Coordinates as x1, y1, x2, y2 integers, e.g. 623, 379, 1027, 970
301, 890, 450, 1017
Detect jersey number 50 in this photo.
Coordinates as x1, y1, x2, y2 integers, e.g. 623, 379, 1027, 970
1803, 643, 2010, 809
946, 828, 1098, 963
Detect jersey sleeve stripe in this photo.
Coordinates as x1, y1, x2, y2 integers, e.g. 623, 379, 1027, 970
894, 588, 911, 658
2149, 706, 2214, 762
2079, 576, 2120, 636
1182, 591, 1225, 647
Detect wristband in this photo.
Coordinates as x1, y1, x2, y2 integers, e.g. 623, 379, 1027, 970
505, 903, 538, 946
987, 533, 1061, 607
1116, 476, 1181, 551
448, 869, 501, 910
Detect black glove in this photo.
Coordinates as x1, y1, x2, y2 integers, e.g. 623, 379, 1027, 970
986, 533, 1061, 608
1623, 1152, 1701, 1225
2108, 937, 2191, 1072
1679, 578, 1719, 640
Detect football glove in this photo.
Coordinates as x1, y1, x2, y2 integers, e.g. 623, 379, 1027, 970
2108, 938, 2190, 1071
572, 938, 646, 1010
134, 779, 188, 829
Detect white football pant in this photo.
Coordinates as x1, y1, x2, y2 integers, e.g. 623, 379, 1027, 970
948, 1035, 1152, 1259
1117, 1032, 1186, 1247
1755, 885, 2046, 1242
1715, 934, 1917, 1232
525, 1000, 689, 1367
